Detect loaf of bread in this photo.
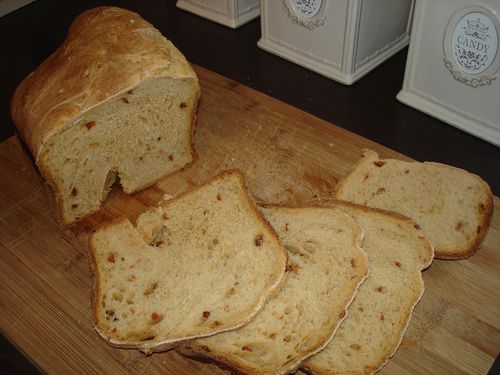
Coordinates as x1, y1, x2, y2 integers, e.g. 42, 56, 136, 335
334, 149, 493, 259
304, 200, 434, 375
11, 6, 200, 224
89, 170, 287, 354
179, 205, 368, 375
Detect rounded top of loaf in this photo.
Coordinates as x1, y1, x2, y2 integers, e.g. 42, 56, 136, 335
11, 6, 198, 158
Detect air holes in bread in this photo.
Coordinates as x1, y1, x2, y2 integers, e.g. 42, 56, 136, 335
105, 309, 115, 321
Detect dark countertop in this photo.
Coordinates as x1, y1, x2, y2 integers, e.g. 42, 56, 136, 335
1, 1, 498, 374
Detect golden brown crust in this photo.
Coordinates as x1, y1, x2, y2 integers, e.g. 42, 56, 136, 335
11, 6, 198, 159
11, 6, 200, 225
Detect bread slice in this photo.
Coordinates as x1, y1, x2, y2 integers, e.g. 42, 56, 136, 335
178, 205, 368, 375
334, 149, 493, 259
304, 200, 434, 375
89, 170, 287, 354
11, 6, 200, 224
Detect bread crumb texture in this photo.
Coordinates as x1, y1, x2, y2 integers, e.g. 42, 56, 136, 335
178, 205, 368, 375
304, 200, 433, 375
90, 171, 287, 353
334, 149, 493, 259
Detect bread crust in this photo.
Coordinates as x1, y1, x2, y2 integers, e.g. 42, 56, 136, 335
11, 6, 199, 160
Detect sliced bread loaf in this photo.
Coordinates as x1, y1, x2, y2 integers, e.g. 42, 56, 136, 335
178, 205, 368, 375
89, 170, 287, 354
304, 200, 434, 375
11, 6, 200, 224
334, 149, 493, 259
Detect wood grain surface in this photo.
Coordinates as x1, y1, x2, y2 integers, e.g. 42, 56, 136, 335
0, 66, 498, 375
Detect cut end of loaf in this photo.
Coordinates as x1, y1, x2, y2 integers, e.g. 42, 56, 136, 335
38, 76, 199, 224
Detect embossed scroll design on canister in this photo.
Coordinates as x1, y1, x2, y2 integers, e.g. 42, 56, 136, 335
443, 7, 499, 88
283, 0, 326, 31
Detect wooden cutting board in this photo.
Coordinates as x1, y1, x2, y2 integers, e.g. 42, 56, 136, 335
0, 65, 498, 375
